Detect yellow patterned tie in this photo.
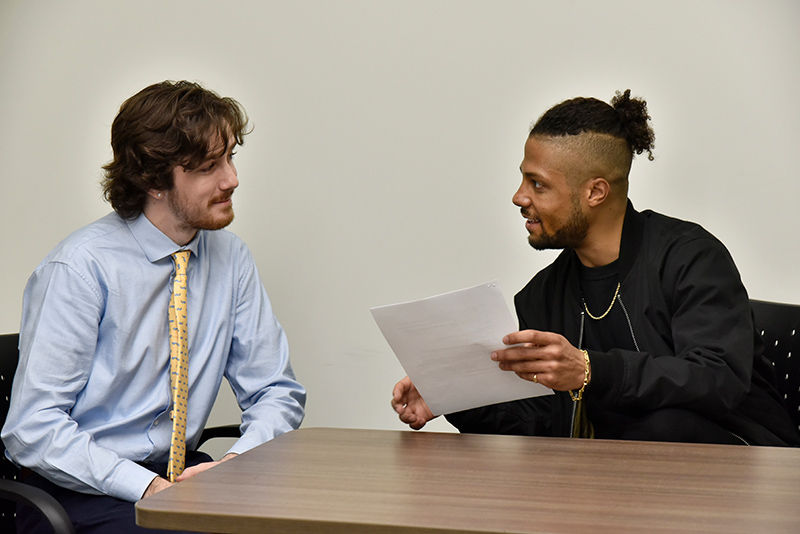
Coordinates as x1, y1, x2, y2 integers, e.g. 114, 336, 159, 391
167, 250, 190, 482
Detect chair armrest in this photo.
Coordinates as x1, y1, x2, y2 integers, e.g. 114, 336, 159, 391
197, 424, 240, 448
0, 479, 75, 534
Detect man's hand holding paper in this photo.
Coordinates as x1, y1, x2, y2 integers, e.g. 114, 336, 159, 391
491, 330, 591, 392
372, 281, 551, 422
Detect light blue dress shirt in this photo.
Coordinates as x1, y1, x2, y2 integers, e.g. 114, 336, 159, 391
2, 212, 306, 502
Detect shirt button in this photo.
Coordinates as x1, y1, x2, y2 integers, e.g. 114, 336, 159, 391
154, 420, 160, 427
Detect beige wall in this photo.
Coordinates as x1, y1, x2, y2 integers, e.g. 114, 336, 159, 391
1, 1, 798, 448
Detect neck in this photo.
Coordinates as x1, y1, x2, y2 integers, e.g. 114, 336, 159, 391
142, 197, 197, 246
574, 200, 626, 268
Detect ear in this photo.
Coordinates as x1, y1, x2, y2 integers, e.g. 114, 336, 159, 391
147, 189, 165, 200
585, 177, 610, 207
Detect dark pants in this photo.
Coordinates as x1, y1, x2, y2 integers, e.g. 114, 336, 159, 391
595, 408, 747, 444
18, 451, 213, 534
448, 397, 751, 444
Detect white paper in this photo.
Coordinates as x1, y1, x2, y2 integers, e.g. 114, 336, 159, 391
371, 281, 550, 415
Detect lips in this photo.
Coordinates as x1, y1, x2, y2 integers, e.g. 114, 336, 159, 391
522, 211, 539, 222
212, 195, 233, 205
522, 212, 540, 231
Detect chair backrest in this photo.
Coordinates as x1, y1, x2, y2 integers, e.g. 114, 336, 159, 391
750, 300, 800, 433
0, 333, 21, 530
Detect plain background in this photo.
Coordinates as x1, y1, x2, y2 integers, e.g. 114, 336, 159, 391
1, 1, 798, 455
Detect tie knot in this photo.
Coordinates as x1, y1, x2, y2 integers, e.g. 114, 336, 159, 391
172, 250, 190, 274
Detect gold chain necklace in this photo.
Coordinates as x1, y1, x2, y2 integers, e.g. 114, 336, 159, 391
582, 282, 620, 320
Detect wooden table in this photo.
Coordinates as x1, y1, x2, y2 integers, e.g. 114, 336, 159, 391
136, 427, 800, 534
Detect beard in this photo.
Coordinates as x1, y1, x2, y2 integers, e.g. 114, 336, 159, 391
528, 194, 589, 251
168, 190, 235, 233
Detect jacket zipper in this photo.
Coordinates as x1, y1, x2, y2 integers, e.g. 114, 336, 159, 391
571, 312, 586, 436
572, 295, 638, 436
617, 295, 640, 351
574, 295, 751, 446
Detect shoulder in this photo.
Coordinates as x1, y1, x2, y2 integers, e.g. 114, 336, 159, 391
641, 209, 719, 244
196, 229, 259, 282
198, 228, 252, 260
37, 213, 130, 268
26, 213, 134, 302
639, 209, 732, 262
634, 211, 743, 312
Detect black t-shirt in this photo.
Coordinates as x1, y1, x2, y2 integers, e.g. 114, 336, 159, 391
578, 260, 635, 353
579, 260, 640, 436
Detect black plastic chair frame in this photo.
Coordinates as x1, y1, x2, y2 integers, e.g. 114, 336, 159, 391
750, 299, 800, 432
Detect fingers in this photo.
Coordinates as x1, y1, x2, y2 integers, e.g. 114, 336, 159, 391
514, 371, 543, 385
402, 409, 436, 430
492, 330, 572, 388
492, 344, 547, 366
391, 376, 413, 413
493, 331, 587, 391
409, 419, 427, 431
390, 376, 436, 430
175, 460, 220, 482
493, 329, 566, 363
399, 411, 425, 429
502, 329, 550, 346
392, 376, 414, 400
497, 356, 544, 380
142, 476, 172, 499
390, 376, 416, 419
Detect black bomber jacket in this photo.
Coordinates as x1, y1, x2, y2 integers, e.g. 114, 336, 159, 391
447, 202, 800, 446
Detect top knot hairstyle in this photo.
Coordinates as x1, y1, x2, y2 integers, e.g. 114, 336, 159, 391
530, 89, 655, 161
101, 80, 250, 219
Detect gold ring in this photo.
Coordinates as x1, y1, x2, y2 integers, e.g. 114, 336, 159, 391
533, 374, 538, 383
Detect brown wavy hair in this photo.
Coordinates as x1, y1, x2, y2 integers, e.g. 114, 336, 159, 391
101, 80, 250, 219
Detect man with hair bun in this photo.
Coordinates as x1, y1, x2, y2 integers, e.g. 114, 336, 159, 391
392, 90, 800, 446
2, 80, 306, 533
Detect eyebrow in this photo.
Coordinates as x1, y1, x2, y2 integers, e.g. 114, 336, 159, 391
520, 166, 542, 178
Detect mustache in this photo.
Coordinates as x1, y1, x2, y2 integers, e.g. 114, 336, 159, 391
210, 191, 234, 204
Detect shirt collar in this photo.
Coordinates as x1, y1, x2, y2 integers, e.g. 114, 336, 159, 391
126, 213, 202, 263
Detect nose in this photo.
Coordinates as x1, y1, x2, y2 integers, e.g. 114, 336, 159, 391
221, 160, 239, 191
512, 181, 529, 207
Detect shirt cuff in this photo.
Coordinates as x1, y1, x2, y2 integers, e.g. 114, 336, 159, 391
108, 460, 163, 503
225, 434, 262, 457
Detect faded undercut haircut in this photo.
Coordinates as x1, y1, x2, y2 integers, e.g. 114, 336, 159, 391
530, 90, 655, 185
101, 80, 250, 219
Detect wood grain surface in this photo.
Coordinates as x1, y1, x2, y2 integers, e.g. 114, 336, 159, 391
136, 427, 800, 534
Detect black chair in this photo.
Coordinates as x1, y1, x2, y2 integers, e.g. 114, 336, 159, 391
750, 299, 800, 433
0, 335, 75, 534
0, 332, 238, 534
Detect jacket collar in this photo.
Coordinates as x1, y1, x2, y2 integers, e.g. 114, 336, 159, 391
563, 199, 643, 304
617, 200, 645, 284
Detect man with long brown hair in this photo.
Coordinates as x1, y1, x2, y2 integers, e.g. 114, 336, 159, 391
2, 80, 306, 533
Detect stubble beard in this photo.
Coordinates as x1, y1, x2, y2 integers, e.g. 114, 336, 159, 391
169, 192, 235, 234
527, 195, 589, 251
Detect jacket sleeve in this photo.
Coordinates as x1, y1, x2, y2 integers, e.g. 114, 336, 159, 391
588, 234, 754, 418
445, 396, 554, 436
